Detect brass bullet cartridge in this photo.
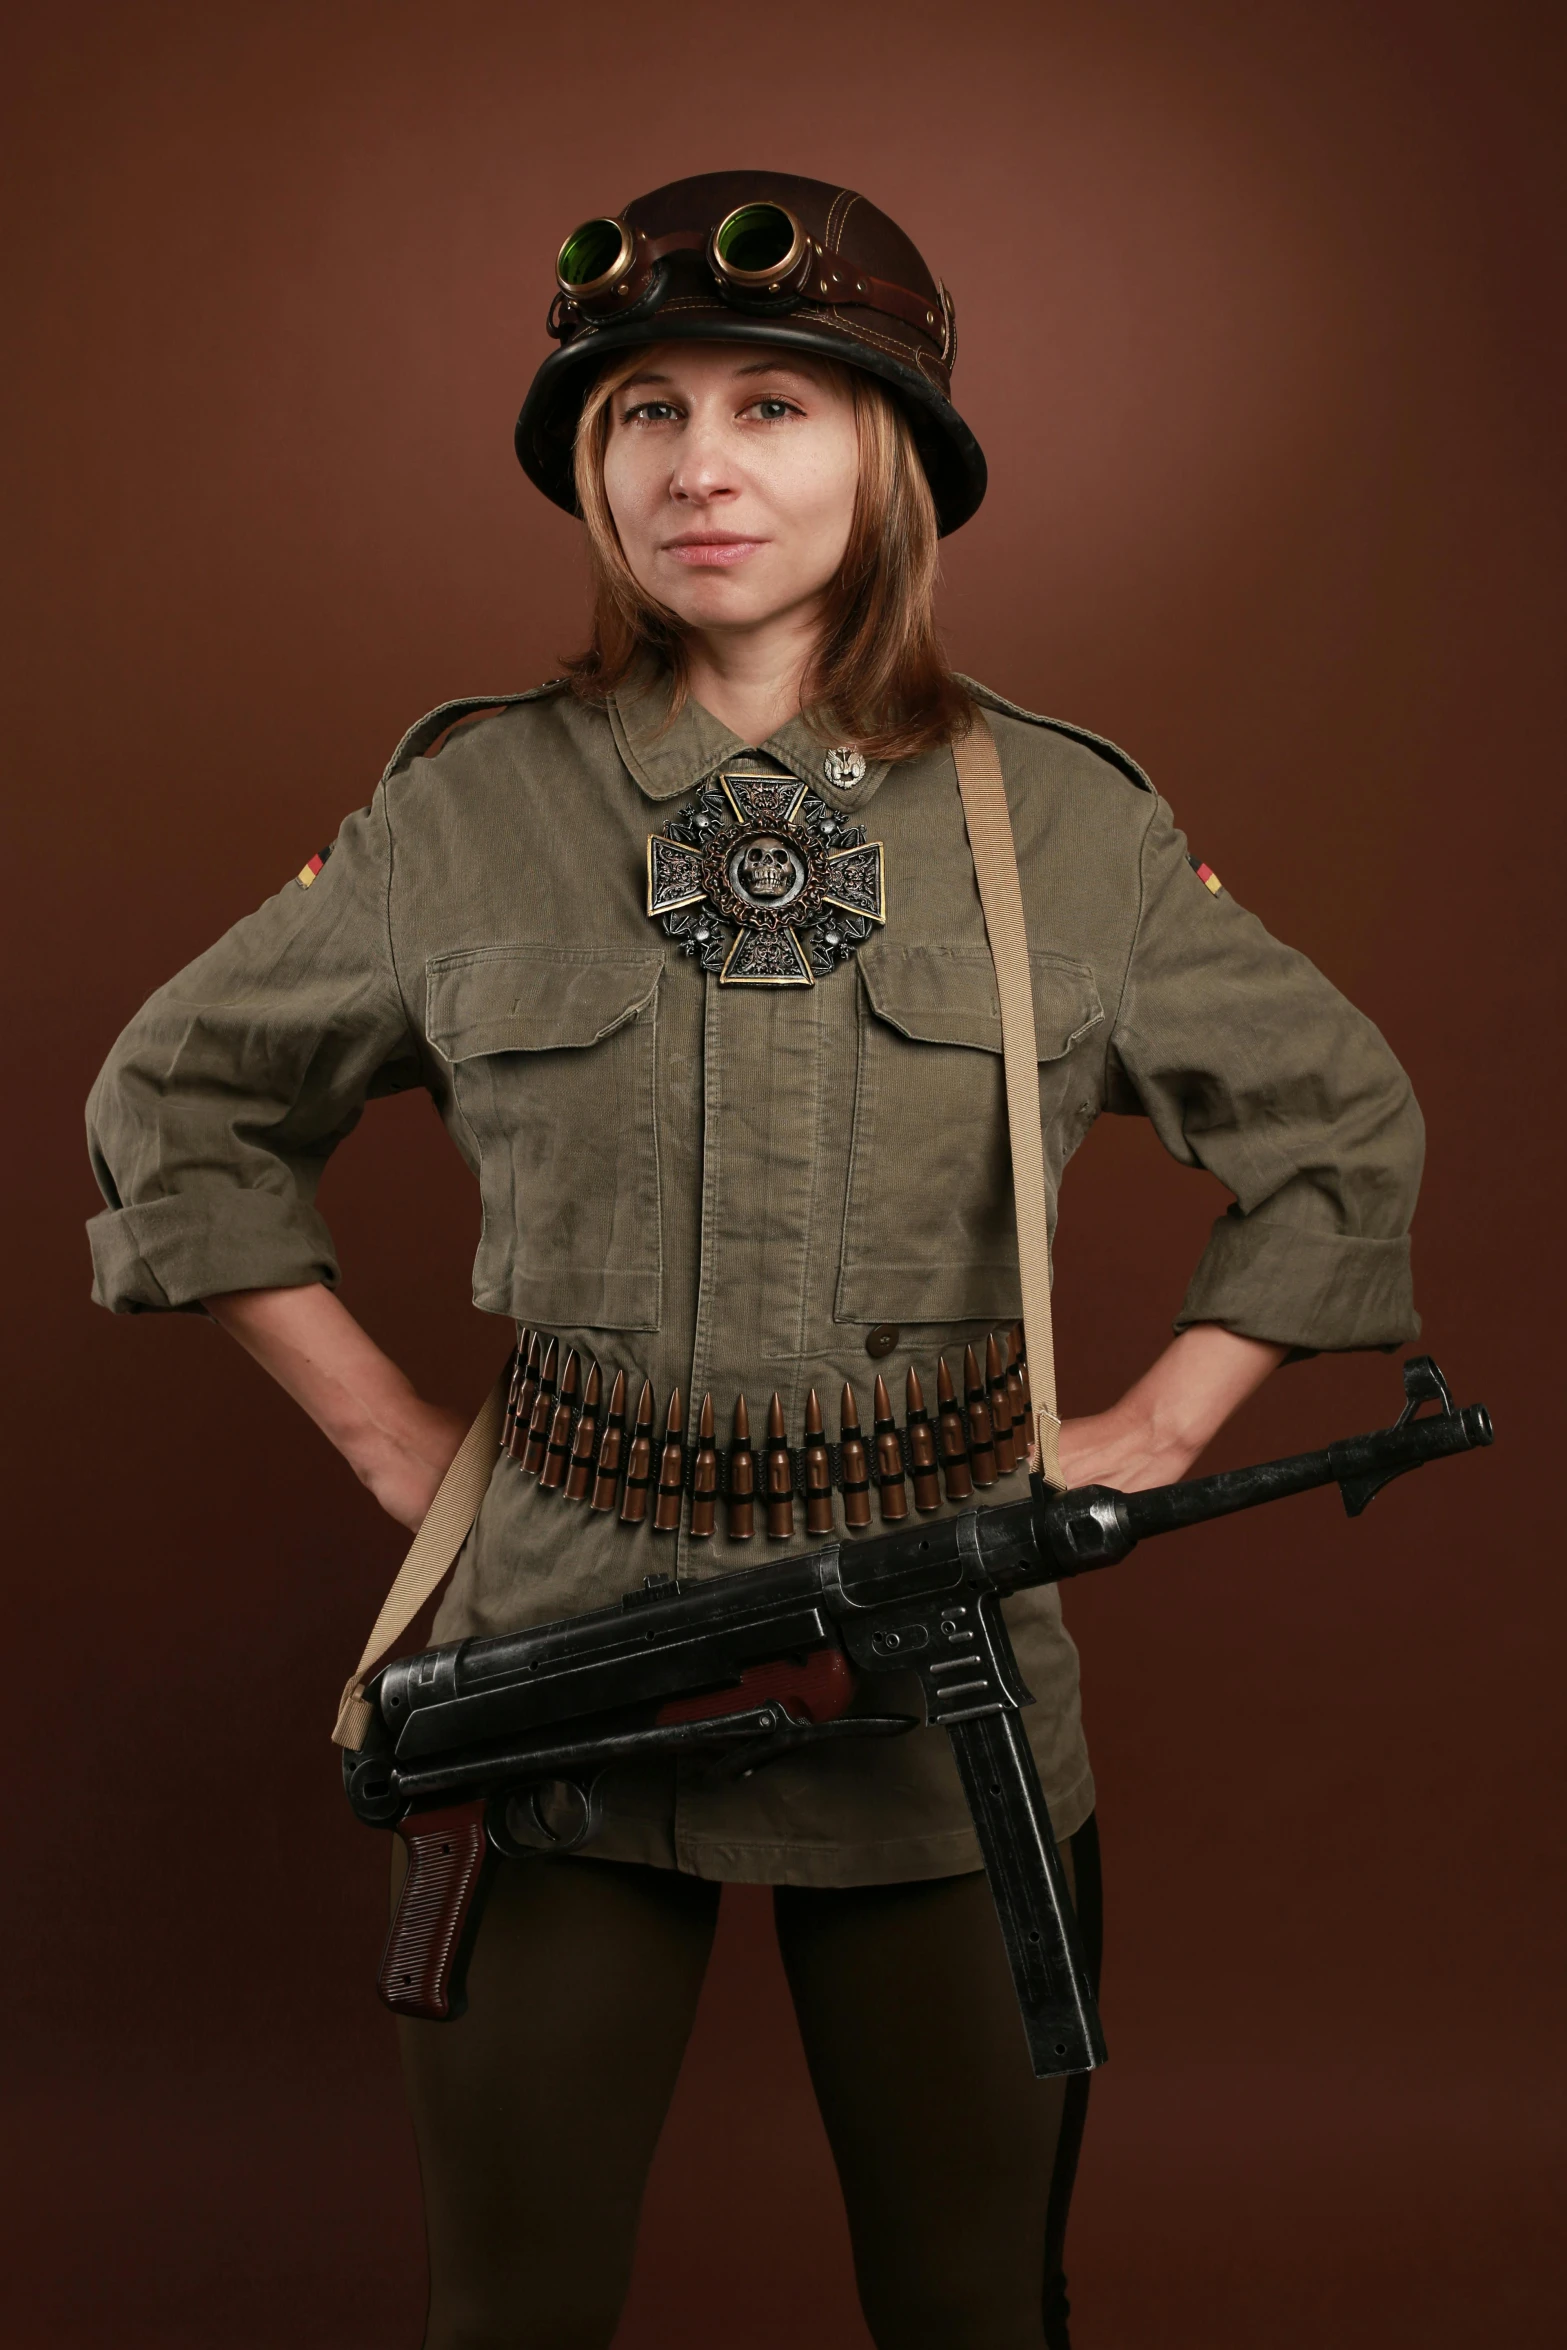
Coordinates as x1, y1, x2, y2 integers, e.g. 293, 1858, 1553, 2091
839, 1384, 872, 1530
1010, 1322, 1032, 1413
986, 1333, 1017, 1476
539, 1347, 581, 1491
521, 1336, 559, 1477
690, 1393, 719, 1540
802, 1389, 835, 1534
619, 1379, 656, 1525
565, 1359, 602, 1501
590, 1368, 627, 1513
964, 1344, 998, 1487
905, 1366, 942, 1513
509, 1330, 543, 1460
1004, 1344, 1028, 1453
936, 1356, 974, 1502
764, 1392, 796, 1540
653, 1388, 686, 1533
727, 1394, 756, 1541
873, 1374, 909, 1521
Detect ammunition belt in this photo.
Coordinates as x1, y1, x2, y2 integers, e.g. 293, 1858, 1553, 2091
497, 1326, 1033, 1541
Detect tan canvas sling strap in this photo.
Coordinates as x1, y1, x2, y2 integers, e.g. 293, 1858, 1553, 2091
951, 705, 1066, 1492
332, 702, 1062, 1749
332, 1367, 509, 1749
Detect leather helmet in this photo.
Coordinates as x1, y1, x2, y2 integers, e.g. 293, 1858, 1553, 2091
515, 170, 986, 536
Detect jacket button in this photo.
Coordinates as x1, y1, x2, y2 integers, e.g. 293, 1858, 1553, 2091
865, 1324, 899, 1358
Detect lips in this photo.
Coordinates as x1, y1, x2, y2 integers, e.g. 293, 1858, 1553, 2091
661, 534, 767, 567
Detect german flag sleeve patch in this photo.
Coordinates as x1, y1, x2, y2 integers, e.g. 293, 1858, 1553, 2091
1186, 855, 1223, 895
296, 844, 334, 888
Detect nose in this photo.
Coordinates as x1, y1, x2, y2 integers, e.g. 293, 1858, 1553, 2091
668, 402, 739, 507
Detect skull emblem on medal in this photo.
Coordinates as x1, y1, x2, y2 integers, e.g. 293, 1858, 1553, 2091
731, 835, 805, 907
647, 771, 886, 985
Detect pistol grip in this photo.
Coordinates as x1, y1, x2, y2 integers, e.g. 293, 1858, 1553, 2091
379, 1800, 496, 2022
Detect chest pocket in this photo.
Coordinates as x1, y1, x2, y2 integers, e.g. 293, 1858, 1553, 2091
836, 943, 1104, 1325
427, 946, 664, 1330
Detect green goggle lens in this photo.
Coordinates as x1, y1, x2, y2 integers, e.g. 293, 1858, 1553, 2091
714, 203, 798, 278
558, 218, 628, 292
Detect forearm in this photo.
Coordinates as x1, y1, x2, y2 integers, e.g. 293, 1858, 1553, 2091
1057, 1323, 1287, 1492
204, 1283, 467, 1527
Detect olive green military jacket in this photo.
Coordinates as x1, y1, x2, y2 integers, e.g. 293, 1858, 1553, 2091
86, 676, 1423, 1885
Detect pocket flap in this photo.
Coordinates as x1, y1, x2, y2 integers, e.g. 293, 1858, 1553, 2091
426, 948, 663, 1061
859, 944, 1103, 1062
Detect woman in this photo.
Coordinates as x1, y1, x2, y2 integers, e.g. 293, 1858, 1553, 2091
86, 173, 1423, 2350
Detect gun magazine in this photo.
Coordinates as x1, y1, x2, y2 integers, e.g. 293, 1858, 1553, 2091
946, 1710, 1108, 2079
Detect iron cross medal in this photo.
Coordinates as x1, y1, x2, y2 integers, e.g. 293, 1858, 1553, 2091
646, 771, 885, 985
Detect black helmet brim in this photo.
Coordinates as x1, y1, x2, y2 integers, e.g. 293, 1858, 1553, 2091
515, 311, 987, 539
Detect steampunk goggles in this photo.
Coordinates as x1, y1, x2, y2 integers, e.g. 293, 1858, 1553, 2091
551, 200, 946, 344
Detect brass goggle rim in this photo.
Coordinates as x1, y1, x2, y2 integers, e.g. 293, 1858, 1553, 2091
554, 202, 813, 313
707, 202, 811, 292
555, 217, 638, 304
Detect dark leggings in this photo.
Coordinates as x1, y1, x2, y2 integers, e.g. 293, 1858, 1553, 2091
399, 1821, 1101, 2350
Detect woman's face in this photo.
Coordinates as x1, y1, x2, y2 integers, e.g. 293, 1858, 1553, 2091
599, 343, 860, 640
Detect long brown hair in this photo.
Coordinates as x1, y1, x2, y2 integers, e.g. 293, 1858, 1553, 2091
561, 346, 971, 761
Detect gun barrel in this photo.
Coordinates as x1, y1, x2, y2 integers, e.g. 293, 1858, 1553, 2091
1118, 1447, 1334, 1541
1118, 1399, 1493, 1545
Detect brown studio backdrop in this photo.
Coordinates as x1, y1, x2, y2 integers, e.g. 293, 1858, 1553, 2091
3, 1, 1562, 2343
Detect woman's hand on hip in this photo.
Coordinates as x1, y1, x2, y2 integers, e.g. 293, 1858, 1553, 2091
1055, 1323, 1288, 1493
350, 1397, 472, 1529
203, 1282, 469, 1529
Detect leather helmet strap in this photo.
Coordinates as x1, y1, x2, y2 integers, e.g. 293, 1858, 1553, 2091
951, 708, 1066, 1489
331, 1367, 509, 1750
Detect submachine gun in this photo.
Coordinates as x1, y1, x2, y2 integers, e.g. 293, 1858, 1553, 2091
343, 1356, 1491, 2075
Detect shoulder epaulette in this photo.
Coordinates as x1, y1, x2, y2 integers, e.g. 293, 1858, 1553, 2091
958, 676, 1153, 794
379, 681, 570, 784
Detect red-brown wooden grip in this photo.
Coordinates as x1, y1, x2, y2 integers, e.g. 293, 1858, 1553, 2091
379, 1800, 495, 2023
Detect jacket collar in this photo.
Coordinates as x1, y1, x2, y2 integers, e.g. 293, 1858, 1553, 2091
608, 667, 892, 816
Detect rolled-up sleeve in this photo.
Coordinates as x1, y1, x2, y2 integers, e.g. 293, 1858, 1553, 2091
86, 790, 421, 1312
1107, 799, 1424, 1352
